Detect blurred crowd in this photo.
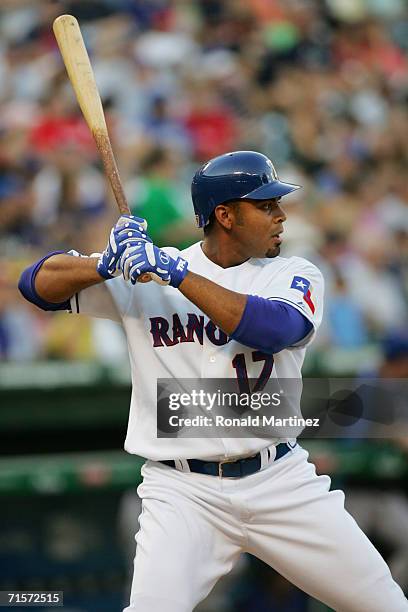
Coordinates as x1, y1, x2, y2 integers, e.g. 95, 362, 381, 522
0, 0, 407, 369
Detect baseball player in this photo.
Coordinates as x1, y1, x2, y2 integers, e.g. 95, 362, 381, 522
19, 151, 408, 611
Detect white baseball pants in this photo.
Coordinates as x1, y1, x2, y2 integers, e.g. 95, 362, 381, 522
123, 445, 408, 612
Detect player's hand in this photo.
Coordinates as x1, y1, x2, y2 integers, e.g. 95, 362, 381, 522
97, 215, 151, 279
121, 242, 189, 288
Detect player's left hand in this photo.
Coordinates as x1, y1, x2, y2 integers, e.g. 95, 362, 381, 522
97, 215, 151, 280
121, 242, 189, 287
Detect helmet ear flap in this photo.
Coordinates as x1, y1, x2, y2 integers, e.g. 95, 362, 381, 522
195, 213, 204, 228
202, 211, 216, 234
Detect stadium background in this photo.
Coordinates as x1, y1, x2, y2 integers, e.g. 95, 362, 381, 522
0, 0, 407, 610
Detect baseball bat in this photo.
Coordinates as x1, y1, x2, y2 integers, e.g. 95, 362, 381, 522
53, 15, 152, 283
53, 14, 130, 216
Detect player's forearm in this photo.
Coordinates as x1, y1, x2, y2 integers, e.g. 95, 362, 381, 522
34, 254, 103, 303
178, 271, 247, 335
177, 271, 313, 352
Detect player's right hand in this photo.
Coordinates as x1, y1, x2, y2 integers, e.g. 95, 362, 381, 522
97, 215, 152, 279
121, 241, 188, 288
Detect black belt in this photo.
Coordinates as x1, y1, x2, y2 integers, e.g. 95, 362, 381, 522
160, 442, 294, 478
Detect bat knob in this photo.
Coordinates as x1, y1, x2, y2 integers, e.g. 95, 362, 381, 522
138, 273, 152, 283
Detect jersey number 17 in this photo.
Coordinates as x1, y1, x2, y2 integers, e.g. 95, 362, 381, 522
232, 351, 274, 394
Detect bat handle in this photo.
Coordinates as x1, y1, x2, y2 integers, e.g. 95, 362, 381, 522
94, 129, 130, 215
95, 130, 151, 282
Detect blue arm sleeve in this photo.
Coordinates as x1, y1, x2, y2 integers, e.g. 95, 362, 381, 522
18, 251, 71, 311
230, 295, 313, 354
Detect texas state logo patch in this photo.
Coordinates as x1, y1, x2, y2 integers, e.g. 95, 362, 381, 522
290, 276, 315, 313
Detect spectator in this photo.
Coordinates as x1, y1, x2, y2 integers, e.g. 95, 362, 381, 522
128, 146, 198, 249
0, 0, 404, 367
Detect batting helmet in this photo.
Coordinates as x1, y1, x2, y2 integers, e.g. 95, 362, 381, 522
191, 151, 301, 228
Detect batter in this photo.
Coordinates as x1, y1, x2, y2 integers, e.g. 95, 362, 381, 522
19, 151, 408, 611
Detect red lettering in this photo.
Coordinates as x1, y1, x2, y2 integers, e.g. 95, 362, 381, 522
149, 317, 177, 347
185, 313, 205, 344
172, 313, 188, 344
205, 320, 229, 346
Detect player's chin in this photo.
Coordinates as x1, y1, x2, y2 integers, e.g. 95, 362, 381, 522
265, 245, 280, 258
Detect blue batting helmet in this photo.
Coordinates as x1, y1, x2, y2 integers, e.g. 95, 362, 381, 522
191, 151, 301, 228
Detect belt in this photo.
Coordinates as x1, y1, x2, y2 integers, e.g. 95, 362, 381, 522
160, 442, 294, 478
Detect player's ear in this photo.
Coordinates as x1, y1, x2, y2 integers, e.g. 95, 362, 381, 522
213, 203, 236, 231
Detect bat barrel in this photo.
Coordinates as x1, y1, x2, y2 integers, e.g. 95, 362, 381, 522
53, 14, 130, 216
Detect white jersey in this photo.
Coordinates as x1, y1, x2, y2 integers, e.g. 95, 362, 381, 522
70, 242, 324, 461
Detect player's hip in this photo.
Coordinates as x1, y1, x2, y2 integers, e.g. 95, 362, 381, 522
137, 441, 305, 500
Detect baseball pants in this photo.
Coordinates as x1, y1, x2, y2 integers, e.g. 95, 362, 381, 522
123, 445, 408, 612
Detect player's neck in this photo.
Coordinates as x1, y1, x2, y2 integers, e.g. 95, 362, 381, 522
201, 236, 249, 269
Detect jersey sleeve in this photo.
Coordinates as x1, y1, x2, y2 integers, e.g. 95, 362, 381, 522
260, 257, 324, 347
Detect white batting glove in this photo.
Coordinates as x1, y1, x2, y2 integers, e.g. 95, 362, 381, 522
121, 242, 189, 287
97, 215, 151, 280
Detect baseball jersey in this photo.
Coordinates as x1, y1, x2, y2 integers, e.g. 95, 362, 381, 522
70, 241, 324, 461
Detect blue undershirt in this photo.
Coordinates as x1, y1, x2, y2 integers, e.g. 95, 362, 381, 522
231, 295, 313, 354
18, 251, 70, 311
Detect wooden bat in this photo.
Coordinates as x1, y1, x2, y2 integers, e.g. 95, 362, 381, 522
53, 15, 152, 283
53, 14, 130, 216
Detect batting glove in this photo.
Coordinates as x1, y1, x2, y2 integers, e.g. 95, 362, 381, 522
97, 215, 151, 280
121, 242, 189, 287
